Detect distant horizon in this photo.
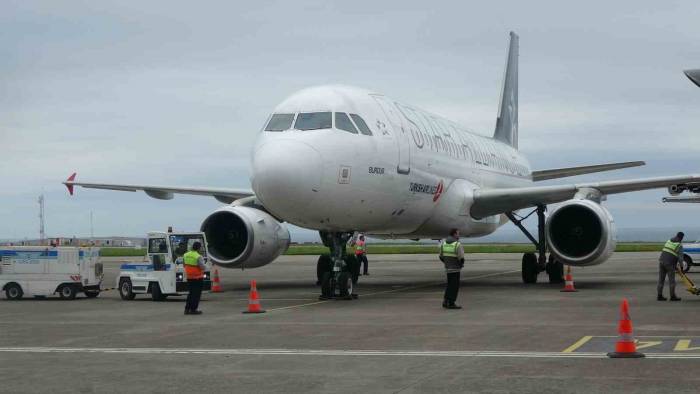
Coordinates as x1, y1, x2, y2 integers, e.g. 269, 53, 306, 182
4, 225, 698, 244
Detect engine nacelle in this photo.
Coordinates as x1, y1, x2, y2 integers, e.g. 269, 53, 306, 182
200, 206, 290, 269
668, 184, 684, 196
546, 199, 616, 266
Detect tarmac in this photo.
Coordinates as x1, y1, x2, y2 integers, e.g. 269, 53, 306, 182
2, 252, 700, 393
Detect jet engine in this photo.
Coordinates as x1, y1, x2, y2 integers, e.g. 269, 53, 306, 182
200, 206, 290, 268
668, 184, 684, 195
546, 199, 616, 266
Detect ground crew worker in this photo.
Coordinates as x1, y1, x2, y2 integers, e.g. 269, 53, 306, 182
439, 228, 465, 309
658, 232, 684, 301
184, 242, 206, 315
355, 234, 369, 275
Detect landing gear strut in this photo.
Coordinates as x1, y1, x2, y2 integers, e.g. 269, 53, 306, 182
317, 231, 359, 300
506, 205, 564, 284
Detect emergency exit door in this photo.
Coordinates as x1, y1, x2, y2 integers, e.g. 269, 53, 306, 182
372, 95, 411, 175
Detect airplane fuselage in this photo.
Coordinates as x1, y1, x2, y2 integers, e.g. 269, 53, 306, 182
251, 85, 532, 239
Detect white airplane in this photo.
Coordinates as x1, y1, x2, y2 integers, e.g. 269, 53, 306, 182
65, 32, 700, 297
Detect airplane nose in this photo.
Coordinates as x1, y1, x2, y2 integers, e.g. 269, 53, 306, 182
252, 140, 323, 215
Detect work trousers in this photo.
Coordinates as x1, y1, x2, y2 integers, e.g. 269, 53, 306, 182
444, 271, 461, 304
657, 261, 677, 297
185, 278, 203, 312
357, 254, 369, 274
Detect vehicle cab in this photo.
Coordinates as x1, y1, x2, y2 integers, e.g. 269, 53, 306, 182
117, 231, 212, 301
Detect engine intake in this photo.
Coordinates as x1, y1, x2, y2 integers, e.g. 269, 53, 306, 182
200, 206, 290, 268
546, 199, 616, 266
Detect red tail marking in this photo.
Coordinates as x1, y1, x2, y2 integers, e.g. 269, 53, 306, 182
65, 172, 77, 195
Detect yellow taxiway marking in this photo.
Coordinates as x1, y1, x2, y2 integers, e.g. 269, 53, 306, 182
263, 269, 520, 313
563, 336, 700, 353
635, 340, 663, 350
562, 336, 593, 353
674, 339, 700, 351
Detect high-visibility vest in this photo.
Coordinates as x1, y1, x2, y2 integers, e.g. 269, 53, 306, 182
661, 240, 681, 257
184, 250, 204, 280
441, 241, 461, 257
355, 240, 366, 255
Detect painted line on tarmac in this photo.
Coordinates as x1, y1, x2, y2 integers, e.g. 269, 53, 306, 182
2, 347, 700, 359
263, 269, 520, 312
562, 336, 594, 353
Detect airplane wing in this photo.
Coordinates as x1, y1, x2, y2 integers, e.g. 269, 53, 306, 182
531, 161, 645, 181
63, 173, 253, 204
471, 174, 700, 219
685, 69, 700, 88
662, 195, 700, 203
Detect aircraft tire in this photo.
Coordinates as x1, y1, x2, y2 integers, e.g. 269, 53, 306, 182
337, 271, 353, 300
316, 255, 331, 285
84, 290, 100, 298
546, 255, 564, 284
522, 253, 538, 284
320, 271, 334, 298
344, 255, 360, 284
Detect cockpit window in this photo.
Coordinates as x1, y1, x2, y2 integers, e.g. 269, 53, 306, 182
335, 112, 358, 134
294, 112, 332, 130
265, 113, 295, 131
350, 114, 372, 136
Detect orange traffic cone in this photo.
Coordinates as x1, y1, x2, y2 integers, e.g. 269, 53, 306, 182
242, 280, 266, 314
211, 268, 223, 293
560, 266, 578, 292
607, 298, 645, 358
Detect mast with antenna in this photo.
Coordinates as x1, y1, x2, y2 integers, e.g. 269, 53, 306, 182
38, 194, 46, 245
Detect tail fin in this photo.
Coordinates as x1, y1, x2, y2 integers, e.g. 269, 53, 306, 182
494, 31, 519, 149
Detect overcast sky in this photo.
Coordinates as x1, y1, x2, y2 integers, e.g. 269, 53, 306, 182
2, 1, 700, 241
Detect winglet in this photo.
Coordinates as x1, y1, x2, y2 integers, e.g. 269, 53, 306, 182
684, 69, 700, 88
64, 172, 77, 195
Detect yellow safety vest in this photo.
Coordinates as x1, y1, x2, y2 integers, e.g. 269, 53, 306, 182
441, 241, 460, 257
184, 250, 203, 280
355, 241, 366, 254
662, 240, 681, 257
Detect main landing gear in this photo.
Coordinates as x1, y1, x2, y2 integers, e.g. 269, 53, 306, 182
506, 204, 564, 284
316, 231, 360, 300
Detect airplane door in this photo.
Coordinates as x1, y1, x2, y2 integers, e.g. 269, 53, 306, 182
371, 95, 411, 175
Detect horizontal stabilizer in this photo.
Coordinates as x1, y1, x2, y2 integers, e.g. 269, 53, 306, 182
531, 161, 645, 182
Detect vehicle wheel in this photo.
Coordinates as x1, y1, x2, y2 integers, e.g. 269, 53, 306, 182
337, 271, 353, 299
320, 271, 334, 299
119, 278, 136, 300
682, 255, 692, 273
522, 253, 538, 284
84, 290, 100, 298
5, 283, 23, 300
150, 283, 166, 301
344, 255, 360, 284
547, 255, 564, 284
59, 285, 77, 300
316, 255, 331, 285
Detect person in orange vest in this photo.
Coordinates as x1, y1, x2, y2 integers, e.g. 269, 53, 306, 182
183, 242, 206, 315
354, 234, 369, 275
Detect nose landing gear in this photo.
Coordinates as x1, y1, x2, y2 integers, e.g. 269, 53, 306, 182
506, 204, 564, 284
317, 231, 359, 300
